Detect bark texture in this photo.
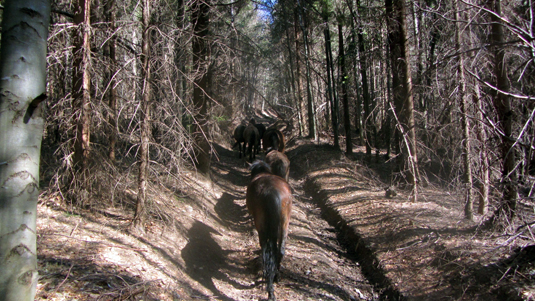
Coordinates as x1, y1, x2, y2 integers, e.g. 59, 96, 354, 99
0, 1, 50, 299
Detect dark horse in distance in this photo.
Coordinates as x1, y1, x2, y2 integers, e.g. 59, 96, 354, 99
243, 121, 259, 161
233, 124, 246, 158
246, 161, 292, 300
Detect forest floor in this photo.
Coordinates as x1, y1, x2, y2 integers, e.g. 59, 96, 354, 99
35, 133, 535, 300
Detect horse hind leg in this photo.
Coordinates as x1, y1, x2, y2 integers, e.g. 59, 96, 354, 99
275, 217, 290, 283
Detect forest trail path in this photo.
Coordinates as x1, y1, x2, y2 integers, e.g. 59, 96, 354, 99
205, 142, 378, 300
35, 138, 377, 300
35, 137, 528, 300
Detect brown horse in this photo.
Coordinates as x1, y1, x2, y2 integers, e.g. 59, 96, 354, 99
265, 148, 290, 182
246, 161, 293, 301
243, 122, 259, 161
263, 128, 285, 153
233, 124, 246, 158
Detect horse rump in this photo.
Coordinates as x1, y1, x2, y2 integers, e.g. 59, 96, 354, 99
265, 148, 290, 182
243, 123, 259, 161
263, 128, 285, 153
255, 123, 266, 150
233, 124, 246, 158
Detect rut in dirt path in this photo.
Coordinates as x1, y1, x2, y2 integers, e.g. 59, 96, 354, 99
208, 143, 379, 300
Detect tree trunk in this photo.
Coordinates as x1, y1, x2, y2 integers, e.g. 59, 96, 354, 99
322, 4, 339, 149
133, 0, 151, 227
351, 0, 372, 157
175, 0, 188, 129
423, 0, 439, 149
192, 0, 212, 176
0, 1, 50, 299
305, 28, 317, 140
473, 77, 489, 215
454, 0, 474, 220
347, 2, 364, 146
105, 0, 117, 162
175, 0, 186, 97
387, 0, 419, 200
298, 1, 317, 140
358, 19, 371, 158
338, 22, 352, 155
73, 0, 92, 173
412, 0, 424, 112
487, 0, 518, 227
294, 7, 305, 137
284, 12, 298, 132
385, 44, 393, 159
386, 0, 402, 163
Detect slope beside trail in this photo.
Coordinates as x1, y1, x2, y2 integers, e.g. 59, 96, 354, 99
288, 139, 534, 301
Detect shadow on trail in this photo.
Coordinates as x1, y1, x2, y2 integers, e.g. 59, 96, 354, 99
215, 192, 250, 232
181, 221, 254, 300
212, 144, 250, 187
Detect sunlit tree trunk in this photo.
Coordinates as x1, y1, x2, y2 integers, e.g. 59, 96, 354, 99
473, 78, 489, 215
294, 7, 305, 136
454, 0, 474, 220
73, 0, 92, 172
0, 1, 50, 299
133, 0, 151, 227
284, 4, 298, 131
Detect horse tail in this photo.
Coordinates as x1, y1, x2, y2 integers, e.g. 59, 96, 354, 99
252, 129, 258, 155
248, 130, 256, 160
262, 193, 282, 300
263, 236, 277, 299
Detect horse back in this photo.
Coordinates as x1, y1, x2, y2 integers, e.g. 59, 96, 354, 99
265, 150, 290, 181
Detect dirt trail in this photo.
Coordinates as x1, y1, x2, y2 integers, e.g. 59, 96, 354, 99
208, 143, 379, 300
36, 137, 532, 300
36, 140, 378, 300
